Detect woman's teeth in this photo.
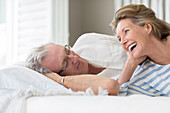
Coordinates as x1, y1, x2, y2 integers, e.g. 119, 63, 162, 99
128, 43, 137, 51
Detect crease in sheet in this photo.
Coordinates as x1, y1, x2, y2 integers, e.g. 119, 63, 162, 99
0, 86, 108, 113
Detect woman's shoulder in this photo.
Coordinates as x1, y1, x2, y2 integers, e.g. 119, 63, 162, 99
137, 59, 170, 72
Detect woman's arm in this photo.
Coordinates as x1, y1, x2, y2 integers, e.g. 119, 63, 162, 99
45, 73, 120, 95
118, 53, 147, 85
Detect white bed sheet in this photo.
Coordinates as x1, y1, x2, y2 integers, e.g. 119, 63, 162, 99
1, 33, 169, 113
72, 33, 127, 79
26, 95, 170, 113
0, 65, 107, 113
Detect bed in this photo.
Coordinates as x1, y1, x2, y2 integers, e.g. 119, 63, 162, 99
1, 66, 170, 113
27, 95, 170, 113
0, 33, 170, 113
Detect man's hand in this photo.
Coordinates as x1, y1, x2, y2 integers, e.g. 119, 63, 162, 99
44, 73, 119, 95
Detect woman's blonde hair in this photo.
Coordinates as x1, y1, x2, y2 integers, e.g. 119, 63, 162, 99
111, 4, 170, 40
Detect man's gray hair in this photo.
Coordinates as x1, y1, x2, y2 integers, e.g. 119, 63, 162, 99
26, 43, 53, 73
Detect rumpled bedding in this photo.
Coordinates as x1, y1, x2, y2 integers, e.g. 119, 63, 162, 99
72, 33, 127, 79
1, 33, 124, 113
0, 66, 108, 113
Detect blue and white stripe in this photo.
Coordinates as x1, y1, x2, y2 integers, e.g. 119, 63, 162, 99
119, 59, 170, 96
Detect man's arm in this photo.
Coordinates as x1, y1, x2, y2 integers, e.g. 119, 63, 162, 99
45, 73, 120, 95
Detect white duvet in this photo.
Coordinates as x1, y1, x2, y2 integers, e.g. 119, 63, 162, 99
0, 65, 108, 113
1, 33, 123, 113
72, 33, 127, 79
0, 33, 169, 113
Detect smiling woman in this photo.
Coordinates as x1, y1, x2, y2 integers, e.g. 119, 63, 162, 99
115, 18, 151, 59
111, 4, 170, 96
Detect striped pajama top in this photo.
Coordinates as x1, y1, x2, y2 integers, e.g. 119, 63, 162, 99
119, 59, 170, 96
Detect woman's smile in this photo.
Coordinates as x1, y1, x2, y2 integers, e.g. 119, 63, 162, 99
127, 42, 137, 52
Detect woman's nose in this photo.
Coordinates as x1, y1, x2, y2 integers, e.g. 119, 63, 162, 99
120, 37, 127, 45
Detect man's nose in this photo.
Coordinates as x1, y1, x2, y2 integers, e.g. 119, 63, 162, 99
68, 54, 78, 59
68, 55, 79, 65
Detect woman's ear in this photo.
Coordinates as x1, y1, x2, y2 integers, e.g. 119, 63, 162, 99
145, 23, 152, 35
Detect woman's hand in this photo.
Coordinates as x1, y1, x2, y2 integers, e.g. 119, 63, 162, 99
127, 52, 147, 66
118, 53, 147, 85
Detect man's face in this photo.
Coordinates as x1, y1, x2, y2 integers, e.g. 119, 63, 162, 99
42, 44, 89, 76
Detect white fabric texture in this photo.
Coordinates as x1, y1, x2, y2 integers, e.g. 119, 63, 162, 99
26, 95, 170, 113
0, 65, 64, 90
0, 65, 108, 113
0, 32, 126, 113
0, 87, 108, 113
72, 33, 127, 79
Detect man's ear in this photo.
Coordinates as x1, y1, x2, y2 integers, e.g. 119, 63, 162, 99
145, 23, 152, 35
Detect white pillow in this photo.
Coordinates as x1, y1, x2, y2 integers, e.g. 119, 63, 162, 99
0, 65, 65, 91
72, 33, 127, 77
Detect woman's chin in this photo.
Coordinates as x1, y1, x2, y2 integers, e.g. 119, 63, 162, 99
132, 52, 141, 59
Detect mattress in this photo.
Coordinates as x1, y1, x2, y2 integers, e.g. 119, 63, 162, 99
26, 95, 170, 113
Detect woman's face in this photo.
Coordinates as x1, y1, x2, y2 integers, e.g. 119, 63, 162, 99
42, 44, 89, 76
116, 18, 151, 59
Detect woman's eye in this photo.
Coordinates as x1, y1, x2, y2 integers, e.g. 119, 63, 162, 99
118, 37, 121, 42
125, 30, 129, 33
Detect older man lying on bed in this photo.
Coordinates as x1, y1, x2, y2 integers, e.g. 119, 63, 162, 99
26, 33, 130, 95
